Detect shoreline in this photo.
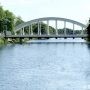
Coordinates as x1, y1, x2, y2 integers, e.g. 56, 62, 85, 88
0, 38, 90, 45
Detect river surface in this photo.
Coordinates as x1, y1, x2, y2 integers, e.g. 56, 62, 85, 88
0, 38, 90, 90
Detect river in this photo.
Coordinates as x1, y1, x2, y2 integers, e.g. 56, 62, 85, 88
0, 38, 90, 90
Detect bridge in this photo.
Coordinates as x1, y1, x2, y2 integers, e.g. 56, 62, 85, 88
0, 17, 88, 43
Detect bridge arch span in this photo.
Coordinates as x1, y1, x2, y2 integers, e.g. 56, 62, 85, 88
14, 17, 86, 33
14, 17, 87, 38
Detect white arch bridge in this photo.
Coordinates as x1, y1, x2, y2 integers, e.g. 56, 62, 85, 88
5, 17, 88, 39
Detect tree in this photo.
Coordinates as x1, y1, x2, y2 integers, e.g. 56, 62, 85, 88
4, 10, 15, 32
87, 19, 90, 35
87, 19, 90, 41
15, 16, 24, 26
0, 6, 5, 33
0, 6, 5, 20
0, 4, 24, 35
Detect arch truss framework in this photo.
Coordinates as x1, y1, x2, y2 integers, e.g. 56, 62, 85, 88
14, 17, 87, 37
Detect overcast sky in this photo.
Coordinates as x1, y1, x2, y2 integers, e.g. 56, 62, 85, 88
0, 0, 90, 25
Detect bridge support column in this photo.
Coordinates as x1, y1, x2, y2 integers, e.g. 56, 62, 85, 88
38, 21, 40, 35
40, 22, 41, 35
20, 29, 22, 35
47, 20, 49, 35
29, 26, 30, 35
55, 20, 58, 35
81, 27, 84, 35
31, 24, 33, 35
22, 28, 24, 35
73, 24, 74, 35
64, 21, 66, 35
38, 21, 41, 35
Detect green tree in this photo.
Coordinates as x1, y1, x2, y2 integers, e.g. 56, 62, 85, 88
0, 6, 5, 19
0, 5, 5, 33
87, 19, 90, 41
15, 16, 24, 26
0, 4, 24, 34
4, 10, 15, 32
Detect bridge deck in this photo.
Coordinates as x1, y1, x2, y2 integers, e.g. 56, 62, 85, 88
1, 34, 88, 38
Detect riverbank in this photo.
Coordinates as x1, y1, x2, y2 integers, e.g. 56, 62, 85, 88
0, 37, 90, 45
0, 38, 5, 45
0, 38, 31, 44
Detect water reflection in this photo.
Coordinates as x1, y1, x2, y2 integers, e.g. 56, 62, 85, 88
87, 43, 90, 50
85, 43, 90, 89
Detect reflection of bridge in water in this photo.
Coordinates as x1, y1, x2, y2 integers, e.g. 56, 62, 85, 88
0, 17, 88, 43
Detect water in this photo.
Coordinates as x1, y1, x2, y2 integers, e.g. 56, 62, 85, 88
0, 38, 90, 90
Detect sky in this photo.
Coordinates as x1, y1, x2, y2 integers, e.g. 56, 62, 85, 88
0, 0, 90, 25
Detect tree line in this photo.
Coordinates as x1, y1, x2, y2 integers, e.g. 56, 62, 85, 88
0, 5, 24, 33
